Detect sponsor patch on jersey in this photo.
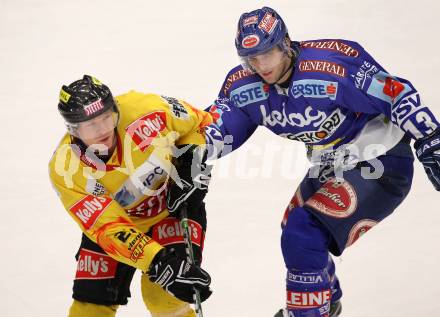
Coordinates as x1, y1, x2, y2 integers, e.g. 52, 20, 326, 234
109, 227, 153, 263
279, 108, 346, 144
299, 60, 346, 78
114, 165, 167, 207
125, 111, 167, 152
223, 68, 254, 96
346, 219, 378, 248
351, 61, 380, 89
261, 104, 327, 128
86, 178, 106, 196
126, 188, 167, 217
305, 178, 357, 218
242, 34, 260, 49
208, 98, 231, 126
70, 195, 112, 229
366, 71, 412, 105
230, 81, 269, 108
84, 99, 105, 116
258, 12, 278, 34
129, 234, 152, 262
301, 40, 359, 57
286, 289, 331, 309
75, 248, 117, 280
291, 79, 338, 100
243, 15, 258, 27
161, 95, 189, 120
151, 217, 203, 247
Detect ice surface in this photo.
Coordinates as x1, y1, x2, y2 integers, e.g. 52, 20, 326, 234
1, 1, 439, 316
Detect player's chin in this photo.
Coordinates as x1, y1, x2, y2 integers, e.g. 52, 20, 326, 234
260, 72, 278, 84
260, 76, 275, 84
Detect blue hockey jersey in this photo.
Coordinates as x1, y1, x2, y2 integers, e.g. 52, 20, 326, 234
205, 39, 439, 164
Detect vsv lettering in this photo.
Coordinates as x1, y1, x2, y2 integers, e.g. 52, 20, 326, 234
391, 92, 422, 126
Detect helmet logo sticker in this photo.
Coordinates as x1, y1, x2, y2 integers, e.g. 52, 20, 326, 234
258, 12, 278, 34
84, 99, 105, 116
243, 15, 258, 27
242, 34, 260, 49
59, 88, 71, 103
91, 76, 102, 86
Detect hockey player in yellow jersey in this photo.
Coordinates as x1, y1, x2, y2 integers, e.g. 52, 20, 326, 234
49, 75, 213, 317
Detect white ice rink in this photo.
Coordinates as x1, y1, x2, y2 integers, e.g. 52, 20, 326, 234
1, 1, 440, 316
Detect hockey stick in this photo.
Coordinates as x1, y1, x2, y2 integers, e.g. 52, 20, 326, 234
179, 203, 204, 317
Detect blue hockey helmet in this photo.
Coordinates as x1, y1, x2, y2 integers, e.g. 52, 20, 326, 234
235, 7, 288, 57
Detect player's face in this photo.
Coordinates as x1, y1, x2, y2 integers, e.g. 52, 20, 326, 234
246, 46, 292, 84
77, 110, 117, 150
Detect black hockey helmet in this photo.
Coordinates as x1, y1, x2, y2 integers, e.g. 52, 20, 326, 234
58, 75, 118, 124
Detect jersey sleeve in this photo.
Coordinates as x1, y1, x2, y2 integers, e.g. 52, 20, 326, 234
160, 95, 213, 146
340, 41, 439, 139
204, 67, 260, 158
48, 151, 163, 272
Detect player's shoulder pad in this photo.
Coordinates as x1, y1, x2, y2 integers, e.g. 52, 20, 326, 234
115, 91, 173, 122
299, 39, 365, 59
295, 39, 367, 83
220, 64, 262, 98
49, 133, 75, 168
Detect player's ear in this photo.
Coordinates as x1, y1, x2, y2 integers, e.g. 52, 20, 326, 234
283, 36, 293, 57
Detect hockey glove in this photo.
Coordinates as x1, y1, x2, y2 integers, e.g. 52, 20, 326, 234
148, 248, 212, 303
414, 129, 440, 191
167, 145, 212, 215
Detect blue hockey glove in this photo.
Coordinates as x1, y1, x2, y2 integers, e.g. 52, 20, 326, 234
414, 129, 440, 191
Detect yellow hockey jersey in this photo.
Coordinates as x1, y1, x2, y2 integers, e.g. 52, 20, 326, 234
49, 91, 212, 272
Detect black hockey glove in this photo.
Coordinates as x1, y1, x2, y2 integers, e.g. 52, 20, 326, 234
414, 129, 440, 191
167, 145, 212, 215
148, 248, 212, 303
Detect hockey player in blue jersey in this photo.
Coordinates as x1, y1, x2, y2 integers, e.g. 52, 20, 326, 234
204, 6, 440, 317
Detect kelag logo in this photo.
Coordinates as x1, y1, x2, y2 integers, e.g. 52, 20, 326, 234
230, 82, 269, 108
291, 79, 338, 100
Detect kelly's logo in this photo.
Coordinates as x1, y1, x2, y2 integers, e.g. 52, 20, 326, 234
70, 195, 112, 229
152, 218, 203, 247
75, 248, 117, 280
125, 111, 167, 151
